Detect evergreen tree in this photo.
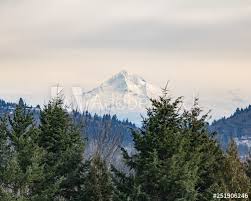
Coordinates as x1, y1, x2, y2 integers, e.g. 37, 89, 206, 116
222, 140, 251, 199
181, 101, 225, 201
0, 100, 45, 201
113, 90, 225, 201
78, 154, 114, 201
18, 98, 25, 108
37, 98, 85, 200
245, 155, 251, 180
112, 163, 147, 201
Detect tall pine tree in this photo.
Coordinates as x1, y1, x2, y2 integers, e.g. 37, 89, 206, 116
113, 90, 225, 201
37, 98, 85, 200
221, 140, 251, 199
78, 154, 114, 201
0, 99, 45, 201
245, 155, 251, 181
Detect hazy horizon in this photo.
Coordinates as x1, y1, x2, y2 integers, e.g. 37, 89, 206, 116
1, 0, 251, 121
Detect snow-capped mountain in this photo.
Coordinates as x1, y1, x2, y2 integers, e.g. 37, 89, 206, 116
75, 71, 161, 124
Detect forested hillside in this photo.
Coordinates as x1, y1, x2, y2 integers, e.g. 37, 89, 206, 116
0, 99, 16, 115
211, 106, 251, 157
2, 97, 251, 158
0, 98, 135, 147
0, 93, 250, 200
74, 111, 136, 145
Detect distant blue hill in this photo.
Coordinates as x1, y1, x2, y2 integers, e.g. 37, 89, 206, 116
3, 97, 250, 157
0, 99, 16, 115
210, 106, 251, 157
0, 98, 136, 146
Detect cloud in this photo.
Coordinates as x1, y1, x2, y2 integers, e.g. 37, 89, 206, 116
228, 89, 246, 104
1, 0, 251, 120
1, 0, 251, 57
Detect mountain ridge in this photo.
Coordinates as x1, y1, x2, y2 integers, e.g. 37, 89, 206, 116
210, 105, 251, 157
79, 71, 161, 124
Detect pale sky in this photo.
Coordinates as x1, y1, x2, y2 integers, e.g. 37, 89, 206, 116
1, 0, 251, 120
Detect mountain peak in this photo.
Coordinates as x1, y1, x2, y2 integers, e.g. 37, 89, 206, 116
111, 70, 143, 82
102, 71, 147, 94
81, 71, 161, 124
117, 70, 129, 77
87, 71, 160, 98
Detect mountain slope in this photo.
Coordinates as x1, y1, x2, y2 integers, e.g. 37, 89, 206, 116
211, 106, 251, 157
0, 99, 16, 115
79, 71, 161, 124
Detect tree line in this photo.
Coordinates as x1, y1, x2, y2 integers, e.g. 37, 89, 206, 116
0, 91, 251, 201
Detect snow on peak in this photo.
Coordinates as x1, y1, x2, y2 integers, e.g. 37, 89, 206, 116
80, 71, 161, 125
101, 70, 148, 96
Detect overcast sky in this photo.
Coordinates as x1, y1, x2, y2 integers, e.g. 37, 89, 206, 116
1, 0, 251, 120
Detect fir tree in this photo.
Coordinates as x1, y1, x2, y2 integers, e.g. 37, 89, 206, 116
0, 100, 45, 201
79, 154, 114, 201
37, 98, 85, 200
181, 100, 225, 201
245, 155, 251, 180
113, 90, 225, 201
222, 140, 251, 199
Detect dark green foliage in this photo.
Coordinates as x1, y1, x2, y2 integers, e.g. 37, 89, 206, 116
0, 97, 86, 201
181, 102, 225, 201
0, 101, 45, 201
37, 98, 85, 200
0, 100, 136, 147
221, 140, 251, 198
112, 168, 147, 201
245, 155, 251, 180
78, 154, 114, 201
113, 91, 225, 201
1, 94, 251, 201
